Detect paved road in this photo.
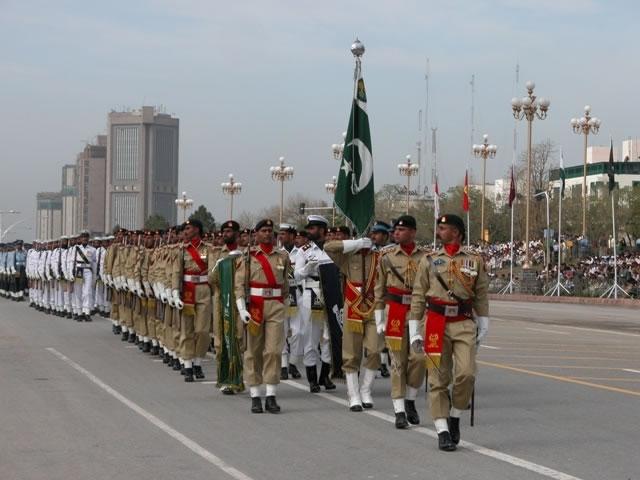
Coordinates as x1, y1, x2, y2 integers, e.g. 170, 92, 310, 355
0, 298, 638, 480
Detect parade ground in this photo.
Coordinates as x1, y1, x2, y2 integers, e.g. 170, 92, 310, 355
0, 299, 638, 480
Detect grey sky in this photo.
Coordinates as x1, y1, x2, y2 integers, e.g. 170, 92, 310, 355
1, 0, 638, 239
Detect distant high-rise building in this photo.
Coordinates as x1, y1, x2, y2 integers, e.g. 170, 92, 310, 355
105, 106, 179, 231
36, 192, 62, 240
61, 164, 78, 236
76, 135, 107, 234
622, 139, 640, 163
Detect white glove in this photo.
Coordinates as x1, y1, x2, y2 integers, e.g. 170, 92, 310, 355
342, 237, 373, 254
476, 316, 490, 345
408, 319, 423, 353
301, 260, 319, 277
165, 288, 174, 306
374, 309, 386, 335
127, 278, 136, 292
236, 298, 252, 325
135, 281, 143, 297
172, 289, 184, 310
143, 281, 151, 296
160, 289, 168, 304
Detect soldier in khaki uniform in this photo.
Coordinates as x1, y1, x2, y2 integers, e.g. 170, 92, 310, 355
134, 230, 155, 353
235, 219, 290, 414
208, 220, 243, 394
325, 233, 382, 412
163, 226, 184, 371
172, 220, 212, 382
374, 215, 427, 429
408, 214, 489, 451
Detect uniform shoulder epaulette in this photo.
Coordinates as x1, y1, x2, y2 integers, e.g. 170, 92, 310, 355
301, 243, 312, 252
379, 244, 396, 254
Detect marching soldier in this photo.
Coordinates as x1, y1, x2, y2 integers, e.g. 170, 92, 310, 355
294, 215, 336, 393
325, 227, 383, 412
71, 231, 97, 321
277, 223, 302, 380
104, 228, 125, 335
235, 219, 290, 413
374, 215, 427, 428
408, 214, 489, 451
172, 219, 211, 382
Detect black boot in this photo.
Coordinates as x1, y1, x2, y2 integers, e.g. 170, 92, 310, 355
75, 314, 82, 322
194, 365, 205, 379
84, 314, 92, 322
405, 400, 420, 425
128, 334, 136, 343
134, 336, 140, 345
162, 352, 170, 364
151, 345, 159, 356
288, 364, 301, 379
251, 397, 263, 414
66, 312, 72, 319
280, 366, 289, 380
379, 363, 390, 378
395, 412, 409, 429
121, 331, 129, 341
319, 362, 336, 390
448, 417, 461, 445
112, 324, 117, 334
306, 366, 321, 393
438, 431, 457, 452
172, 359, 181, 371
184, 368, 194, 382
142, 341, 151, 353
265, 396, 281, 413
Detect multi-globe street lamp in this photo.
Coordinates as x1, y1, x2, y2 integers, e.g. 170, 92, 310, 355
397, 154, 419, 214
324, 176, 337, 225
472, 134, 497, 243
511, 81, 551, 267
174, 192, 194, 222
221, 173, 242, 220
270, 156, 294, 224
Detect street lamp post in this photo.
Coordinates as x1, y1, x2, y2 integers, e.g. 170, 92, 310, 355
174, 191, 194, 223
270, 156, 294, 224
534, 190, 551, 280
511, 81, 551, 267
570, 105, 601, 239
472, 134, 497, 243
397, 154, 419, 214
331, 132, 347, 161
324, 176, 337, 225
221, 173, 242, 220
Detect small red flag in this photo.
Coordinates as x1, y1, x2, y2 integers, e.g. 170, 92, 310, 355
508, 166, 516, 208
462, 170, 470, 212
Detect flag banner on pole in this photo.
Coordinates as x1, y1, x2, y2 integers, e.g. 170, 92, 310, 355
559, 150, 566, 199
608, 137, 616, 193
335, 62, 375, 235
433, 176, 440, 219
508, 165, 516, 208
462, 170, 470, 212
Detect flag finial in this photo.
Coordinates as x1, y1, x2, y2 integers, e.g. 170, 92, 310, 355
351, 38, 365, 58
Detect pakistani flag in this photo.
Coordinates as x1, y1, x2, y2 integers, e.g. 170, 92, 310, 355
559, 150, 566, 199
607, 137, 616, 193
335, 69, 375, 235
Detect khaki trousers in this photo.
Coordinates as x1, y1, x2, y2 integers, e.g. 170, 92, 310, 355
178, 286, 212, 360
243, 299, 285, 386
163, 305, 175, 351
388, 324, 426, 399
146, 299, 156, 340
428, 319, 476, 419
110, 290, 119, 321
133, 298, 147, 336
342, 319, 383, 373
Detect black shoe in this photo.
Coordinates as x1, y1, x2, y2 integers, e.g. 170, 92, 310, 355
128, 334, 136, 343
142, 342, 151, 353
66, 312, 72, 319
306, 366, 321, 393
172, 359, 181, 371
448, 417, 460, 445
288, 364, 301, 379
405, 400, 420, 425
438, 431, 457, 452
265, 395, 281, 413
74, 314, 81, 322
84, 315, 92, 322
251, 397, 263, 413
134, 336, 140, 345
350, 404, 363, 412
395, 412, 410, 429
184, 368, 194, 382
379, 364, 390, 378
194, 365, 205, 379
221, 386, 236, 395
180, 364, 186, 375
162, 352, 170, 364
121, 331, 129, 342
280, 367, 289, 380
112, 324, 118, 334
319, 362, 336, 390
150, 345, 159, 356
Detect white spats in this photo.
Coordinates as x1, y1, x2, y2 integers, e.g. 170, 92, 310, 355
266, 384, 277, 396
434, 418, 449, 434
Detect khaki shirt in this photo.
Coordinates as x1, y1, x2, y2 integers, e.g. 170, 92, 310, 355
171, 240, 210, 292
234, 246, 290, 302
410, 246, 489, 320
374, 244, 428, 310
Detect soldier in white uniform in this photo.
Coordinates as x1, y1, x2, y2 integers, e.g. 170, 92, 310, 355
94, 237, 110, 317
60, 236, 74, 318
278, 223, 302, 380
71, 231, 97, 321
294, 215, 335, 393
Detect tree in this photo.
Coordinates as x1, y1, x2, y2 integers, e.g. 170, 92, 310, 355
188, 205, 216, 232
144, 214, 169, 231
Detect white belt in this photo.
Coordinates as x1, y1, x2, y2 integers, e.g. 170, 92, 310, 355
401, 295, 412, 305
305, 281, 320, 289
250, 287, 282, 298
183, 274, 208, 283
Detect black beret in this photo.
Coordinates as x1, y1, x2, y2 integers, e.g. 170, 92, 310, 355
394, 215, 416, 230
241, 228, 251, 235
254, 219, 274, 231
184, 219, 204, 233
221, 220, 240, 232
337, 225, 351, 236
438, 214, 466, 239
